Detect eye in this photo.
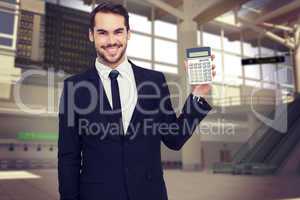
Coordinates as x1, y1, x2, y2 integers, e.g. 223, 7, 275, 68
96, 30, 107, 35
115, 29, 124, 34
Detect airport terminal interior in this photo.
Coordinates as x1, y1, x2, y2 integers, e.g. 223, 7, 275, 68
0, 0, 300, 199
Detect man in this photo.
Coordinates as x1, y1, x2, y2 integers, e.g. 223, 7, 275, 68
58, 2, 215, 200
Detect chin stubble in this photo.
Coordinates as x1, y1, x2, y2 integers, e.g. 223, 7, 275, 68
96, 43, 127, 66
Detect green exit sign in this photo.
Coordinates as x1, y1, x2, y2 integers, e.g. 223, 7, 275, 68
17, 132, 58, 141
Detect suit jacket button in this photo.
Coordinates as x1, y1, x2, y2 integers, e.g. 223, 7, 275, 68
146, 172, 152, 180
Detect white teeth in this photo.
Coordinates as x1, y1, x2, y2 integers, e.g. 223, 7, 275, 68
106, 47, 118, 54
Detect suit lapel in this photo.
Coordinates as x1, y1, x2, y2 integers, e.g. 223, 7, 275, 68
124, 61, 147, 138
86, 67, 122, 141
85, 61, 148, 141
86, 66, 112, 112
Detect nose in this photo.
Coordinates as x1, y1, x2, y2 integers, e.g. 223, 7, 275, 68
107, 33, 117, 45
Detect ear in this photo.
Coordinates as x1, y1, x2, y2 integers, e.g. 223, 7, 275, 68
89, 29, 94, 42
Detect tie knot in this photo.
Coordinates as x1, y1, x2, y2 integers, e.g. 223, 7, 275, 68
109, 70, 119, 80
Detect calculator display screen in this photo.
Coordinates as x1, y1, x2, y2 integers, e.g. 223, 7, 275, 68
189, 51, 209, 58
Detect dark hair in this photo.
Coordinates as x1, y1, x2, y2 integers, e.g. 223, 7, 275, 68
89, 2, 130, 31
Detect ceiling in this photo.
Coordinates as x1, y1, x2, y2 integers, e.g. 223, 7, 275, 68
82, 0, 300, 50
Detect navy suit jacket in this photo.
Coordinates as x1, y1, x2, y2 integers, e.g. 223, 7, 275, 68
58, 60, 212, 200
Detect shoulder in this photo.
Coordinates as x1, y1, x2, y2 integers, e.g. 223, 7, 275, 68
63, 67, 96, 84
129, 60, 165, 83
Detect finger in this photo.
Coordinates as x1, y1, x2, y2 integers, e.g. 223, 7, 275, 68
211, 54, 215, 61
184, 60, 188, 71
212, 70, 216, 77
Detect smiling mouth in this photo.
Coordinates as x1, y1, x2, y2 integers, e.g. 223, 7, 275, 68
106, 46, 119, 54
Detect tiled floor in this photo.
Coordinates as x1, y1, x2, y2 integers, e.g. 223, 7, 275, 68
0, 169, 299, 200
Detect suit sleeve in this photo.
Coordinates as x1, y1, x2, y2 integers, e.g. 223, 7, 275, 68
159, 73, 212, 151
58, 80, 82, 200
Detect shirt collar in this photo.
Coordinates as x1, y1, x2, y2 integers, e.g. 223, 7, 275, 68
95, 55, 131, 80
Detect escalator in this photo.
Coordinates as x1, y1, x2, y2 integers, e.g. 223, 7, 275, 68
266, 117, 300, 175
213, 94, 300, 175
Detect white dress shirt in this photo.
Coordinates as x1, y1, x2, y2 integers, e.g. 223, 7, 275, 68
95, 56, 138, 134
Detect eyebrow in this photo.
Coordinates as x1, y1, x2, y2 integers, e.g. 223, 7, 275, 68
114, 28, 125, 32
96, 29, 107, 33
95, 28, 125, 33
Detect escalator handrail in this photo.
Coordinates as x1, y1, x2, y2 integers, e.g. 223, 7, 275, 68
233, 93, 300, 164
266, 117, 300, 168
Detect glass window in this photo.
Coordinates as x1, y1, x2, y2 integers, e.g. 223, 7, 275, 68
262, 64, 276, 82
0, 11, 14, 35
244, 64, 260, 79
154, 39, 177, 65
197, 30, 201, 46
129, 13, 151, 34
212, 50, 222, 82
263, 83, 276, 89
130, 59, 152, 69
203, 32, 221, 50
285, 56, 293, 67
278, 66, 294, 85
127, 33, 151, 60
154, 20, 177, 40
60, 0, 92, 12
2, 0, 17, 3
260, 47, 274, 57
280, 53, 293, 66
224, 77, 243, 86
245, 80, 261, 87
224, 53, 242, 77
154, 64, 178, 74
223, 53, 243, 85
286, 68, 294, 86
224, 37, 241, 54
212, 84, 224, 106
212, 85, 241, 106
224, 86, 241, 105
243, 42, 258, 57
0, 37, 12, 46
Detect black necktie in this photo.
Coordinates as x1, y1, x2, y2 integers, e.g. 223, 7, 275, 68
109, 70, 124, 135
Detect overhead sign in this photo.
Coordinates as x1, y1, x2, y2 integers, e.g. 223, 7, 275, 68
242, 56, 285, 65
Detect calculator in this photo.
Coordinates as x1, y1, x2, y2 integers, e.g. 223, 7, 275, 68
186, 47, 212, 85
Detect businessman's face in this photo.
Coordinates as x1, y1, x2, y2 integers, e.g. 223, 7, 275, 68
89, 12, 131, 68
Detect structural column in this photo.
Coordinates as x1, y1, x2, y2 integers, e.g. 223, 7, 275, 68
146, 0, 208, 170
178, 0, 202, 171
294, 40, 300, 93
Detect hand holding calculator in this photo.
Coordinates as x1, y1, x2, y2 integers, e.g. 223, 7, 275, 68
186, 47, 213, 85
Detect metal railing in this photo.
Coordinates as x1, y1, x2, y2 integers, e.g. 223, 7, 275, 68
245, 94, 300, 164
229, 93, 299, 163
212, 95, 280, 107
266, 117, 300, 168
233, 122, 271, 163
